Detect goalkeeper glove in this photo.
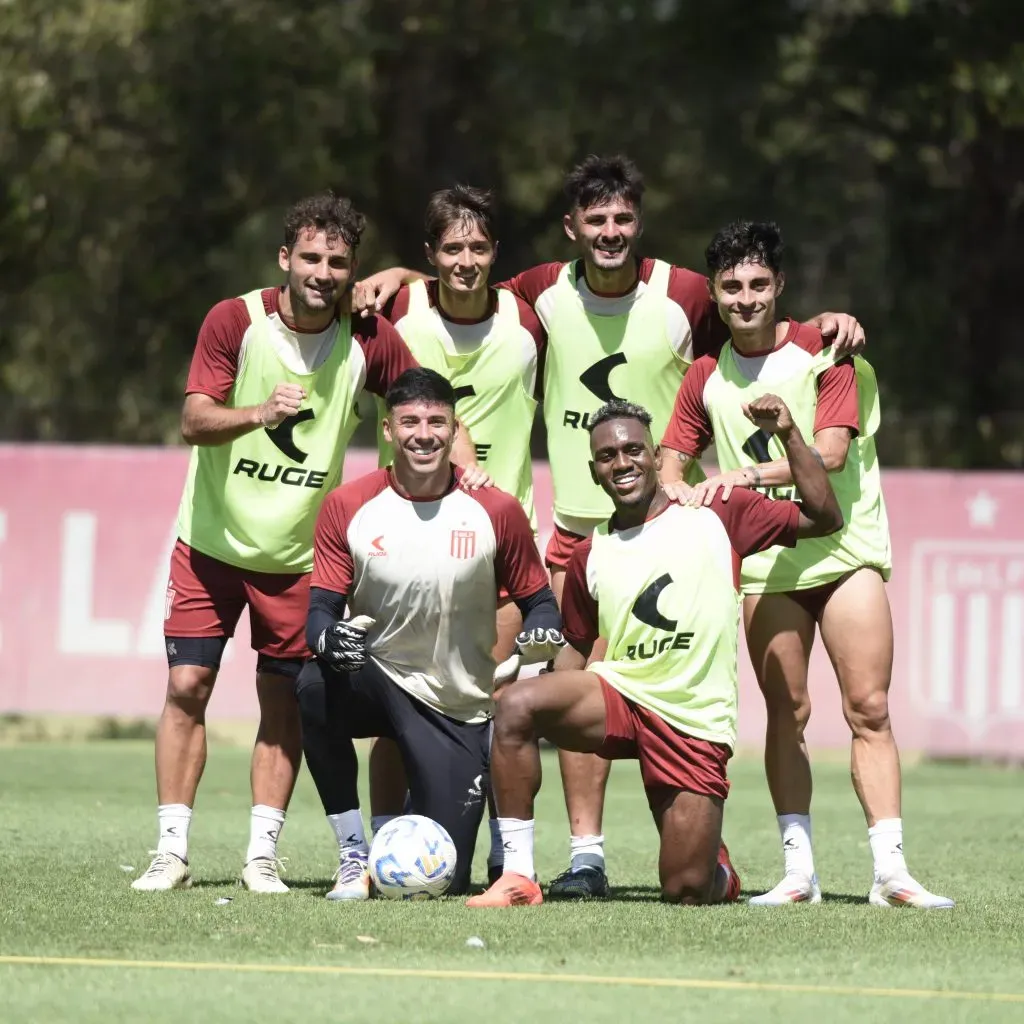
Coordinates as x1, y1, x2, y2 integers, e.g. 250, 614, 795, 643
493, 627, 566, 686
315, 614, 376, 672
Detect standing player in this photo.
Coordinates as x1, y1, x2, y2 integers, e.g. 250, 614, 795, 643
133, 193, 426, 894
295, 368, 561, 898
468, 395, 843, 907
356, 155, 865, 898
661, 221, 952, 908
366, 185, 547, 882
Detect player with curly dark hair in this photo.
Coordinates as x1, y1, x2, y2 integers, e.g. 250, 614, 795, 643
661, 220, 952, 909
130, 192, 421, 894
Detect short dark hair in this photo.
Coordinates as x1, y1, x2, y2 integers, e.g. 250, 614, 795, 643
283, 191, 366, 251
424, 185, 497, 250
586, 399, 653, 435
564, 154, 645, 213
705, 221, 784, 277
384, 367, 456, 412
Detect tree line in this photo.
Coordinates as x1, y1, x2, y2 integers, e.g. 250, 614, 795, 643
2, 0, 1021, 466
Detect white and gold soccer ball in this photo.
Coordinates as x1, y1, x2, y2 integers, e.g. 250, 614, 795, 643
368, 814, 458, 900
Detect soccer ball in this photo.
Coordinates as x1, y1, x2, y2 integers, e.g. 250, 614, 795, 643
368, 814, 458, 900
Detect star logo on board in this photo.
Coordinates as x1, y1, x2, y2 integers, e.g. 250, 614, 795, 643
966, 491, 998, 529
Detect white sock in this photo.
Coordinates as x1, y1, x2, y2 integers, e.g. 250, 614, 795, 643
245, 805, 285, 863
498, 817, 535, 879
487, 819, 504, 867
569, 833, 604, 870
868, 818, 907, 880
778, 813, 816, 879
329, 809, 368, 859
156, 804, 192, 861
370, 814, 397, 840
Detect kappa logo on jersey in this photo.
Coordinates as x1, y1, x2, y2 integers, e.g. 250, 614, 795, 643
266, 408, 315, 463
624, 572, 695, 660
564, 353, 629, 429
369, 535, 387, 557
450, 529, 476, 559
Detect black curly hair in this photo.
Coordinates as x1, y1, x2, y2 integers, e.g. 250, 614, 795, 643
705, 221, 784, 277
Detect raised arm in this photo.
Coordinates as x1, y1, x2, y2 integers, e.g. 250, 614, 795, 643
745, 394, 843, 539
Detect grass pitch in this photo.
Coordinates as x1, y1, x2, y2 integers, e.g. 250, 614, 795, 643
1, 740, 1021, 1023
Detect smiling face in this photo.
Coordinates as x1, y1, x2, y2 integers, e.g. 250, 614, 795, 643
382, 399, 456, 478
427, 216, 496, 297
589, 417, 661, 510
278, 227, 356, 315
564, 196, 642, 274
710, 258, 785, 336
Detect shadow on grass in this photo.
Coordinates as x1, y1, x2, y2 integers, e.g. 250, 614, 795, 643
535, 885, 871, 905
190, 878, 331, 892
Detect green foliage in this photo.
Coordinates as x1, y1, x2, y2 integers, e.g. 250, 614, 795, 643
1, 0, 1020, 463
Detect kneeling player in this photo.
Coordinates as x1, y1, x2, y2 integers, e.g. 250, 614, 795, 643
468, 394, 843, 906
295, 368, 561, 898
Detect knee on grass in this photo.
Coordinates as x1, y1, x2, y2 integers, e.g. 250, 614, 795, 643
660, 864, 716, 906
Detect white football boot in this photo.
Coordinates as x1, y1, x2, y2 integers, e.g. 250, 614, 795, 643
241, 856, 290, 894
749, 872, 822, 905
131, 852, 192, 891
326, 854, 370, 901
869, 872, 954, 909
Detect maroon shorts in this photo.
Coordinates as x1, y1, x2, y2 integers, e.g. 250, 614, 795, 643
596, 677, 731, 807
164, 540, 310, 659
781, 571, 853, 621
544, 523, 588, 571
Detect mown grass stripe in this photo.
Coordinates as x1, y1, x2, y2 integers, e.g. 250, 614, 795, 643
1, 955, 1022, 1003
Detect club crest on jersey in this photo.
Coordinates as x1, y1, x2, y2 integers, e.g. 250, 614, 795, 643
450, 529, 476, 559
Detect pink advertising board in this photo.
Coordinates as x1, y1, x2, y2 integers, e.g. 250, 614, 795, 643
1, 444, 1021, 757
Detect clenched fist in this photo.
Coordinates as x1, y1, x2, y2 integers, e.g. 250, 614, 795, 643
258, 383, 307, 428
742, 394, 795, 437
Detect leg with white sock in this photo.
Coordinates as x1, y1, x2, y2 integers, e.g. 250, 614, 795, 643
820, 570, 953, 908
133, 663, 217, 891
295, 660, 379, 901
743, 593, 821, 905
468, 666, 607, 908
240, 665, 303, 893
487, 596, 525, 883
